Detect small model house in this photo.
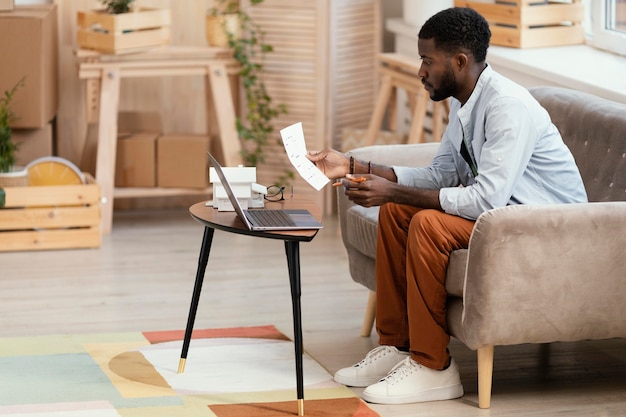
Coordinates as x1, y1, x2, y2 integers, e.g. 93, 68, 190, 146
209, 165, 266, 211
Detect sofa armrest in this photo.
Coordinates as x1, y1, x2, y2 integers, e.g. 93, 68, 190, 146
345, 143, 441, 167
336, 142, 441, 291
462, 202, 626, 350
337, 143, 440, 252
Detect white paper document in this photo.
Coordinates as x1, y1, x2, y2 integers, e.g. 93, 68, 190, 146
280, 122, 330, 191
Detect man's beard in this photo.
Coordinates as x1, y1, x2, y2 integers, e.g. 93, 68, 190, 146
429, 64, 456, 102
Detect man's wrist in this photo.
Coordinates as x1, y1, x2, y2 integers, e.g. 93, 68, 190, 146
352, 158, 370, 175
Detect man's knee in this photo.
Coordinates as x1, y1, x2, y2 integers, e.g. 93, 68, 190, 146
378, 202, 402, 226
378, 202, 392, 218
410, 209, 443, 234
409, 209, 473, 249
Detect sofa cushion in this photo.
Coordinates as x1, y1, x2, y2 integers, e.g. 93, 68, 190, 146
346, 202, 467, 298
346, 205, 380, 258
529, 87, 626, 203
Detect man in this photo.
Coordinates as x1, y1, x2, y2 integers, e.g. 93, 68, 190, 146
307, 7, 587, 405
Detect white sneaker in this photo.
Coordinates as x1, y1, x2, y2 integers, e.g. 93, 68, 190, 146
334, 346, 409, 387
362, 357, 464, 404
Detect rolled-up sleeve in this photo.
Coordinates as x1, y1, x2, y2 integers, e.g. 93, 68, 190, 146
392, 138, 463, 190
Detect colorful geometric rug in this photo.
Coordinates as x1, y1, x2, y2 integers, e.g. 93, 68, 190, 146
0, 325, 379, 417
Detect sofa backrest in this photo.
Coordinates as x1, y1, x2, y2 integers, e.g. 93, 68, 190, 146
529, 86, 626, 203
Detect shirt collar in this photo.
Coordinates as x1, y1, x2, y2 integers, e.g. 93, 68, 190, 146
458, 63, 493, 118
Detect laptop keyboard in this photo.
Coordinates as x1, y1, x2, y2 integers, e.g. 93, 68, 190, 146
246, 209, 297, 227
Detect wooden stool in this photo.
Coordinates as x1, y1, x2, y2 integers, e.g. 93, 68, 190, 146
363, 53, 449, 147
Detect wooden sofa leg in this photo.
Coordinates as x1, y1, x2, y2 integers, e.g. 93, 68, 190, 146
477, 345, 494, 409
360, 291, 376, 337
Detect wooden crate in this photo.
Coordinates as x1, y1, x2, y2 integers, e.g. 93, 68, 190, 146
0, 175, 101, 252
77, 7, 171, 54
454, 0, 584, 48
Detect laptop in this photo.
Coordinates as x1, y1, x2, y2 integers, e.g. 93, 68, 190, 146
208, 152, 323, 231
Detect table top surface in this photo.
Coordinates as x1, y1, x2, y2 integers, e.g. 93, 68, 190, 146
189, 198, 323, 242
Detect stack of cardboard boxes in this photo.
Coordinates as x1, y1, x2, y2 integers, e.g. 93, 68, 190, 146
115, 111, 212, 189
1, 3, 58, 166
1, 3, 211, 191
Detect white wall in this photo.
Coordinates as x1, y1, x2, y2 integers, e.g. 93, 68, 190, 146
381, 0, 402, 52
387, 1, 626, 104
402, 0, 453, 30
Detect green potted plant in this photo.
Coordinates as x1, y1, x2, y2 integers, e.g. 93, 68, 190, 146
0, 78, 27, 187
206, 0, 241, 47
99, 0, 134, 14
207, 0, 292, 184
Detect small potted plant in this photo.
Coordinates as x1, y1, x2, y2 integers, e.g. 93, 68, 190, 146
77, 0, 171, 54
207, 0, 291, 183
99, 0, 134, 14
0, 78, 27, 187
206, 0, 241, 47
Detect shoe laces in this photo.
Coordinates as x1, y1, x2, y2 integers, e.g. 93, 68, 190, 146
354, 346, 396, 368
381, 357, 421, 384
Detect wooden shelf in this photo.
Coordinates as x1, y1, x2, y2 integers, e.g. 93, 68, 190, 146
113, 187, 211, 199
77, 45, 241, 234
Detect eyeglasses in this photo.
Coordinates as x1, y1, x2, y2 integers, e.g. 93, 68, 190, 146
264, 185, 294, 202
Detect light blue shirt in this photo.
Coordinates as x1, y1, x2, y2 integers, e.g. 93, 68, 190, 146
393, 65, 588, 220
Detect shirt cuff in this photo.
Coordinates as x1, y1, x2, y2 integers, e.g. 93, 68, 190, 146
439, 187, 460, 216
392, 166, 414, 186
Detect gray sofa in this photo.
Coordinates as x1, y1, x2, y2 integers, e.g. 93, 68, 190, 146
337, 86, 626, 408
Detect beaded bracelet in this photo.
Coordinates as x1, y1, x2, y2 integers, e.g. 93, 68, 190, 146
349, 156, 354, 175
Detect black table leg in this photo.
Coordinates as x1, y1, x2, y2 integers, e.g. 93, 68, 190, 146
285, 240, 305, 416
178, 226, 215, 373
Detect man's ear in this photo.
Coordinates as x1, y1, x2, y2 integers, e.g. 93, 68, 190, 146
454, 53, 469, 71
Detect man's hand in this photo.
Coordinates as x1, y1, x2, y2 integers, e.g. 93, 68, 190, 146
306, 148, 350, 179
337, 174, 443, 210
333, 175, 367, 187
338, 174, 395, 208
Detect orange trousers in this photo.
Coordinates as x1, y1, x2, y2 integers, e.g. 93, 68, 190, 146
375, 203, 475, 370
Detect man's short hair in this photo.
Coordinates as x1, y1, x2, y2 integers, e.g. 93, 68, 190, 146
418, 7, 491, 63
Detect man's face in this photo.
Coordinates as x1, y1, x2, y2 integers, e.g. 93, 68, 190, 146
417, 38, 457, 102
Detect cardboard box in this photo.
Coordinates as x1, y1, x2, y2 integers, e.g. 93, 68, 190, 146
0, 0, 14, 12
115, 132, 157, 187
12, 122, 53, 167
118, 111, 162, 135
0, 5, 58, 128
156, 134, 210, 188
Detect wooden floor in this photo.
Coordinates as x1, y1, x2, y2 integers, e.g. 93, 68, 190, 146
1, 208, 625, 416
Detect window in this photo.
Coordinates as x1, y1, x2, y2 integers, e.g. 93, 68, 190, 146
586, 0, 626, 56
609, 0, 626, 32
